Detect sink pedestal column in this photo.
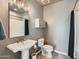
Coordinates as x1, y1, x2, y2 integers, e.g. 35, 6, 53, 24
21, 50, 29, 59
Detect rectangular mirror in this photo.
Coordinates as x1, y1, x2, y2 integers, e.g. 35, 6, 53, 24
9, 3, 29, 38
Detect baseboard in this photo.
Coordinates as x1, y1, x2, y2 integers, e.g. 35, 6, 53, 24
54, 50, 68, 56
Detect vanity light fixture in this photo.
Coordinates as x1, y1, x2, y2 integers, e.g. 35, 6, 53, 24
37, 0, 51, 5
41, 0, 50, 4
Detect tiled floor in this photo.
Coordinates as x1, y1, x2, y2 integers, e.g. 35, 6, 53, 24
37, 52, 71, 59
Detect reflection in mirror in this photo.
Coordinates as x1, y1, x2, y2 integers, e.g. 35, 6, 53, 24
8, 2, 29, 38
0, 21, 6, 39
9, 0, 28, 12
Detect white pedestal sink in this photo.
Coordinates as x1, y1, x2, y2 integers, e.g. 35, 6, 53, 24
7, 39, 37, 59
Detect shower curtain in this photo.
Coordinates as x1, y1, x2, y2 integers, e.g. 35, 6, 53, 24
68, 10, 75, 58
0, 22, 5, 39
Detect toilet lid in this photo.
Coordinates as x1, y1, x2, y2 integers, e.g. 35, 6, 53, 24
42, 45, 53, 51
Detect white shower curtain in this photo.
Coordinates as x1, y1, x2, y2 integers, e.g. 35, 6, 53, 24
74, 11, 79, 59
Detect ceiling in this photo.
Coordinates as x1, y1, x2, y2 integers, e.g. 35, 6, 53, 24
36, 0, 63, 6
9, 0, 63, 13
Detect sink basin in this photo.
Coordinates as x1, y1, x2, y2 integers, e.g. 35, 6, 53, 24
7, 39, 37, 59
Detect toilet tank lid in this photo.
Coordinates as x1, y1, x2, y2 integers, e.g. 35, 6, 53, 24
42, 45, 53, 50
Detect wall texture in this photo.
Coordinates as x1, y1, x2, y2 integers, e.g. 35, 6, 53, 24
0, 0, 43, 59
43, 0, 76, 54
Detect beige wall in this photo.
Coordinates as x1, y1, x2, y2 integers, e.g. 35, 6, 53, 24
25, 0, 44, 40
0, 0, 43, 59
43, 0, 76, 54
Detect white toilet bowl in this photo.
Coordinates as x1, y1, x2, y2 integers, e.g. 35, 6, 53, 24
42, 45, 53, 58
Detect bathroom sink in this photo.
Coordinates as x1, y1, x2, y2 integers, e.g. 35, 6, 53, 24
7, 39, 37, 59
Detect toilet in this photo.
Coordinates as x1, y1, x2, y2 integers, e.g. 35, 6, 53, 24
42, 45, 53, 58
37, 38, 53, 58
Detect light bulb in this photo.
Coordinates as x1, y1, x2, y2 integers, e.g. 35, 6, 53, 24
21, 3, 24, 7
13, 0, 16, 4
